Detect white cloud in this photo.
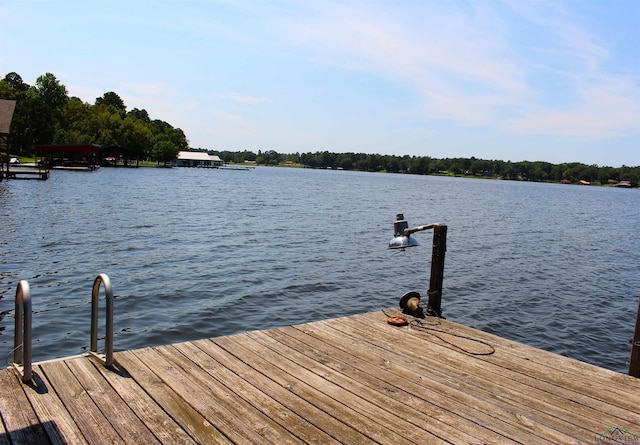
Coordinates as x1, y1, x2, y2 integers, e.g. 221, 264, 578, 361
10, 0, 636, 164
510, 74, 640, 138
280, 1, 639, 141
283, 3, 530, 123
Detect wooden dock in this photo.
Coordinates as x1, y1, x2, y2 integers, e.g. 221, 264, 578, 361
2, 309, 640, 444
1, 166, 50, 180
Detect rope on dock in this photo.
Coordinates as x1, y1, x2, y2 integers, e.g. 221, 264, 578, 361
382, 309, 495, 356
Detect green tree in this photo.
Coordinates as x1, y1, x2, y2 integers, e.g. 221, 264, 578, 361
90, 104, 123, 147
1, 71, 190, 161
0, 72, 32, 153
36, 73, 68, 111
2, 72, 29, 93
166, 127, 188, 151
96, 91, 126, 114
127, 108, 150, 123
152, 134, 180, 165
117, 116, 153, 162
54, 96, 92, 144
27, 73, 69, 149
256, 149, 281, 165
337, 154, 354, 170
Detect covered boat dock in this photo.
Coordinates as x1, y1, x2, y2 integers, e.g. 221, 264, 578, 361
35, 144, 100, 170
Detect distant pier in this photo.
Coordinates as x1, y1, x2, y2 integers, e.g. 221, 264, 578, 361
1, 165, 50, 180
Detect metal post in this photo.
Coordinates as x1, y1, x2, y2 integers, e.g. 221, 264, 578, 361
426, 224, 447, 317
13, 280, 32, 382
90, 274, 114, 367
1, 133, 8, 180
0, 99, 16, 180
629, 297, 640, 377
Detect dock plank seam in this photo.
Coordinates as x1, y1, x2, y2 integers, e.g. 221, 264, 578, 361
119, 348, 247, 444
348, 314, 640, 432
365, 312, 640, 414
0, 368, 51, 444
37, 359, 125, 444
114, 350, 232, 444
244, 330, 452, 445
24, 365, 89, 445
249, 328, 504, 445
350, 312, 640, 422
171, 340, 342, 445
152, 343, 304, 445
212, 334, 421, 444
87, 357, 197, 445
301, 315, 607, 443
194, 338, 375, 445
284, 321, 568, 444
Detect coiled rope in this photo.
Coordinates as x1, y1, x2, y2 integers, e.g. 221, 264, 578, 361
383, 308, 495, 356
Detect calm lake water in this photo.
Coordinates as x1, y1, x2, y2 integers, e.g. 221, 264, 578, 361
1, 167, 639, 373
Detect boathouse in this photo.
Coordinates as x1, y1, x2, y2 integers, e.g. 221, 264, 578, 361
175, 151, 223, 167
209, 154, 223, 165
35, 144, 100, 170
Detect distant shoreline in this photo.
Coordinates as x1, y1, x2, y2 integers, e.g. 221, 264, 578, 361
7, 153, 638, 188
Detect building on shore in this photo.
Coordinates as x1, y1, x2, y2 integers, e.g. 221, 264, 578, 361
174, 151, 223, 167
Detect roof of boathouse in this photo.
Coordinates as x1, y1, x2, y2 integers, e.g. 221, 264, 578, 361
177, 151, 212, 162
35, 144, 100, 154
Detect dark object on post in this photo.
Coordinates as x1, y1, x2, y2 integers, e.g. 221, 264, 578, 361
629, 297, 640, 377
389, 214, 447, 318
399, 291, 424, 317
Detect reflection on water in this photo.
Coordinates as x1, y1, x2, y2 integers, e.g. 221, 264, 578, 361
1, 167, 639, 373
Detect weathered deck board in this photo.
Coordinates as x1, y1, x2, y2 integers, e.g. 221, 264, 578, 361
342, 314, 638, 429
214, 332, 448, 444
0, 369, 47, 444
183, 339, 369, 444
269, 318, 567, 444
243, 329, 493, 444
173, 341, 342, 444
20, 364, 87, 445
262, 323, 533, 444
114, 350, 230, 445
2, 309, 640, 444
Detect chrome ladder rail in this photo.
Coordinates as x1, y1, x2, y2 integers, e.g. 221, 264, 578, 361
13, 280, 32, 382
90, 273, 114, 367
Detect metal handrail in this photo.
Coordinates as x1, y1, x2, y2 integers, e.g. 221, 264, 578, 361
90, 274, 114, 367
13, 280, 32, 382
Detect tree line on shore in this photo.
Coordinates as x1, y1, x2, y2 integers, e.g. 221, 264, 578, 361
2, 71, 637, 185
204, 149, 640, 186
0, 71, 188, 164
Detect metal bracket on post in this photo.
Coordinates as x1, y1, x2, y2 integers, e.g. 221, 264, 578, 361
90, 274, 114, 367
390, 215, 448, 318
13, 280, 32, 382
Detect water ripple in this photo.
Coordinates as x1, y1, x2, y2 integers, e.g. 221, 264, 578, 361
1, 168, 639, 374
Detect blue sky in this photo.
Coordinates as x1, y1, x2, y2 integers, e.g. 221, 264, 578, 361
1, 0, 638, 166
